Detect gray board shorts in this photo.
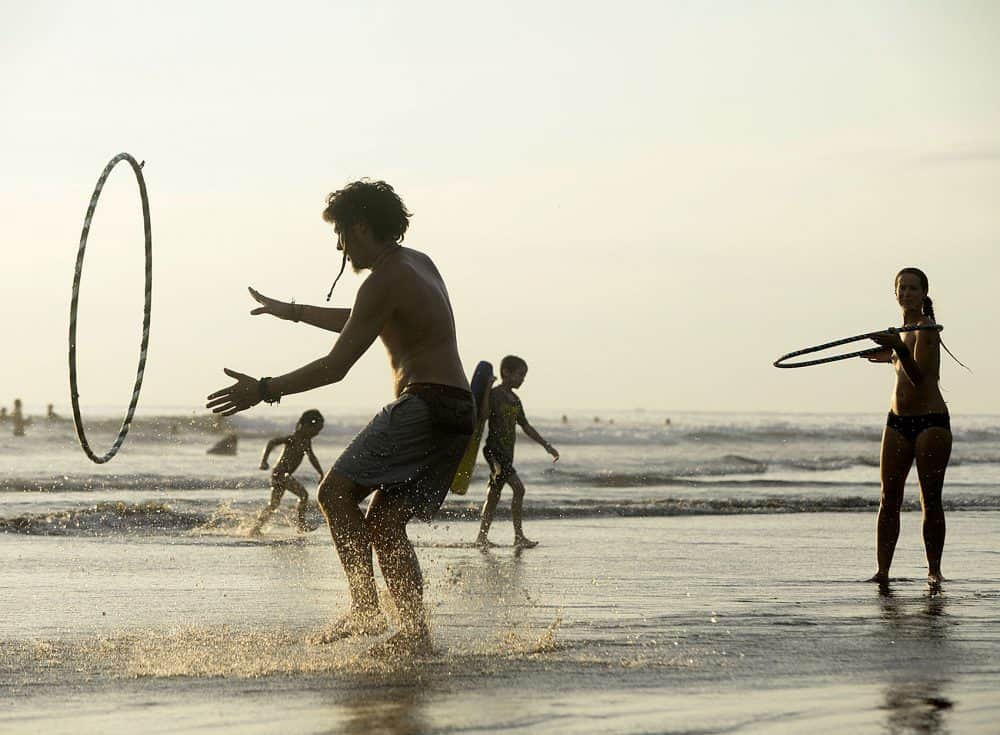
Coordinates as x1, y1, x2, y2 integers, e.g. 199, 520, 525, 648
333, 383, 475, 522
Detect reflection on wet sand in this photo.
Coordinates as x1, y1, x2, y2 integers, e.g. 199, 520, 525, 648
331, 682, 430, 735
877, 585, 955, 735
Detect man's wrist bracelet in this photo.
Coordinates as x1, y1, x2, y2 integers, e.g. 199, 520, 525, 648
289, 302, 302, 322
258, 377, 281, 404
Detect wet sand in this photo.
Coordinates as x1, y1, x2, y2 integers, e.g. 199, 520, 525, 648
2, 513, 999, 733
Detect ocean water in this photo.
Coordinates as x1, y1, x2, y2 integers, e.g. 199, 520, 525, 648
2, 410, 999, 733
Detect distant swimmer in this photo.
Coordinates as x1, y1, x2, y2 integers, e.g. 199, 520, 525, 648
12, 399, 30, 437
862, 268, 955, 587
476, 355, 559, 550
250, 410, 324, 535
46, 404, 67, 421
0, 407, 7, 423
207, 180, 473, 657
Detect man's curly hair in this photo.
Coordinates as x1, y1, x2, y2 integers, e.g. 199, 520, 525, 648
322, 179, 412, 243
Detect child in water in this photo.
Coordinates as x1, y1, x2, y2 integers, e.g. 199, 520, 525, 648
250, 410, 325, 535
476, 355, 559, 549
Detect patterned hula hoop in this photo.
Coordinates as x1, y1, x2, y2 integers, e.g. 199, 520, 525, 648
68, 153, 152, 463
773, 324, 942, 369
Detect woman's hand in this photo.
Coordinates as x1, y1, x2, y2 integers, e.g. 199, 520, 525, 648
862, 347, 893, 363
870, 331, 906, 353
249, 287, 295, 320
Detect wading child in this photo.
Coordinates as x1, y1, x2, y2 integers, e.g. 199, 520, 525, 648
476, 355, 559, 549
250, 410, 325, 535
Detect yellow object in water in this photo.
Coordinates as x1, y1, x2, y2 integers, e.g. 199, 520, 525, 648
450, 361, 494, 495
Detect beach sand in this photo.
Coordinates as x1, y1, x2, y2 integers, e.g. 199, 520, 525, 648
2, 512, 998, 733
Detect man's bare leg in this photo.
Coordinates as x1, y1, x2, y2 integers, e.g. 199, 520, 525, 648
310, 471, 386, 643
870, 426, 913, 583
476, 477, 504, 549
366, 489, 432, 656
509, 473, 537, 548
915, 428, 952, 585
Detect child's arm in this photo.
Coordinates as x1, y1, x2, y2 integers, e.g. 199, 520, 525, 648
260, 437, 284, 469
518, 406, 559, 461
522, 423, 559, 461
306, 443, 324, 479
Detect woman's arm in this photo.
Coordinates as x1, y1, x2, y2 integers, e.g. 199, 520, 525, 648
871, 323, 938, 386
909, 321, 941, 384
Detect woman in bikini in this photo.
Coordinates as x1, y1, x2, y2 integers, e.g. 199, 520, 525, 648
865, 267, 951, 586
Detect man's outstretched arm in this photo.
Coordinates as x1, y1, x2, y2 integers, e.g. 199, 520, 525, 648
248, 287, 351, 333
207, 277, 393, 415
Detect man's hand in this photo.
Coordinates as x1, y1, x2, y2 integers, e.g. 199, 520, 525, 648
206, 368, 262, 416
249, 287, 295, 320
546, 444, 560, 462
259, 461, 269, 471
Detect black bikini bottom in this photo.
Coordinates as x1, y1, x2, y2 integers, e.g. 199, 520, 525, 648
886, 411, 951, 443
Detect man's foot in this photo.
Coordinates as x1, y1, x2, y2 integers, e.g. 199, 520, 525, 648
513, 536, 538, 549
867, 571, 889, 584
368, 627, 433, 659
928, 571, 945, 586
307, 610, 387, 645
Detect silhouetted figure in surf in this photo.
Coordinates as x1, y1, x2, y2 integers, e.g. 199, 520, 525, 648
476, 355, 559, 550
206, 433, 239, 456
0, 407, 7, 423
207, 180, 474, 658
12, 399, 30, 437
863, 268, 954, 587
250, 410, 324, 535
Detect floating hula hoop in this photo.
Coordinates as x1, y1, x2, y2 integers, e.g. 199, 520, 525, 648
773, 324, 942, 369
68, 153, 152, 463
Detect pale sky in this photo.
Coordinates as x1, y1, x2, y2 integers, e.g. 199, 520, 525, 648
2, 0, 998, 418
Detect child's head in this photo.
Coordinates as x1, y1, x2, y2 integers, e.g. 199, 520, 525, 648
499, 355, 528, 388
296, 409, 325, 437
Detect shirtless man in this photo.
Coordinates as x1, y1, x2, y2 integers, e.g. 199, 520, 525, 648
207, 180, 474, 656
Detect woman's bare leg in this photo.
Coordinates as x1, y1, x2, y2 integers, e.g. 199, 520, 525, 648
873, 426, 914, 582
914, 427, 952, 584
